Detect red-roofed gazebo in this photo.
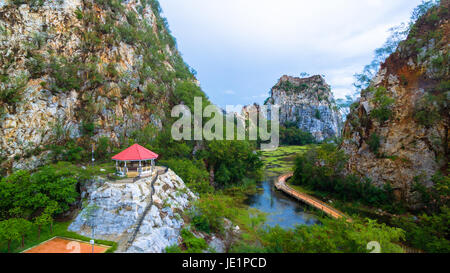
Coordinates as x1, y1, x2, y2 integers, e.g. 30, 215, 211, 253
112, 144, 159, 178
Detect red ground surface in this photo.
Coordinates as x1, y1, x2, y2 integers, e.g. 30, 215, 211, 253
24, 237, 109, 253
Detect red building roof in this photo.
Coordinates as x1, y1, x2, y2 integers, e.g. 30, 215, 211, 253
112, 144, 159, 161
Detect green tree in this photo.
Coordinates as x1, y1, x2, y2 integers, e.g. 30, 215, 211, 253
34, 213, 51, 240
96, 137, 111, 161
280, 123, 316, 146
198, 140, 263, 188
292, 144, 396, 209
159, 158, 212, 195
15, 218, 33, 248
43, 201, 59, 233
0, 219, 21, 252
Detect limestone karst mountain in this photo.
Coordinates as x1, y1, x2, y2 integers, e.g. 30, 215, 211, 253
341, 2, 449, 207
265, 75, 343, 142
0, 0, 204, 171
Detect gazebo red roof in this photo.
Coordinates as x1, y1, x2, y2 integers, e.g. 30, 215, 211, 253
112, 144, 159, 161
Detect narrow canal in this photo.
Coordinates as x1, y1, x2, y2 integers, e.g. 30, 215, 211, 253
245, 175, 319, 229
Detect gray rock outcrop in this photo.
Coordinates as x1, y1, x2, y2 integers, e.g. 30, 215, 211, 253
68, 168, 197, 253
266, 75, 343, 141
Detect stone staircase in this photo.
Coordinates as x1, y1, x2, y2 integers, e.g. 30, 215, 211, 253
116, 167, 169, 252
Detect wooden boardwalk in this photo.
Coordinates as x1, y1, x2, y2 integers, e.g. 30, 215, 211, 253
275, 173, 427, 253
275, 173, 349, 220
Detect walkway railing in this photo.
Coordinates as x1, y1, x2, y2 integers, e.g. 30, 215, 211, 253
275, 173, 349, 220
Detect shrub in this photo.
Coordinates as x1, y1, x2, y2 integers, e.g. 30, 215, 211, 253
116, 23, 138, 45
81, 122, 95, 137
190, 195, 234, 234
368, 133, 381, 154
47, 57, 83, 93
11, 0, 44, 7
49, 141, 86, 163
173, 80, 209, 111
413, 94, 442, 127
314, 109, 321, 120
26, 52, 47, 78
126, 11, 139, 27
159, 158, 212, 195
391, 207, 450, 253
0, 73, 28, 105
180, 228, 208, 253
370, 87, 395, 123
96, 137, 111, 161
192, 214, 211, 234
165, 244, 182, 253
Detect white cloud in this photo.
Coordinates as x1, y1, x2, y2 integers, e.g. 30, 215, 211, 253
159, 0, 423, 106
224, 89, 236, 95
252, 93, 269, 99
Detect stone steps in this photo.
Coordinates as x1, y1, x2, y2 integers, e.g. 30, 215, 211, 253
119, 167, 169, 252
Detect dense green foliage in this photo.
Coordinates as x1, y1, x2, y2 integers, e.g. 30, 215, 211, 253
388, 171, 449, 252
159, 158, 212, 195
292, 144, 398, 211
197, 140, 263, 188
232, 218, 404, 253
0, 166, 79, 220
0, 220, 116, 253
165, 228, 209, 253
280, 122, 316, 146
391, 206, 450, 253
0, 163, 84, 252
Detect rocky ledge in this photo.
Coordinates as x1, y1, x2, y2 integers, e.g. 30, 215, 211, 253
69, 167, 198, 253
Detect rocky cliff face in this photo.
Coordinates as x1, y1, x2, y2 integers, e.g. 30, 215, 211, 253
341, 3, 449, 206
266, 75, 342, 142
69, 168, 198, 253
0, 0, 199, 170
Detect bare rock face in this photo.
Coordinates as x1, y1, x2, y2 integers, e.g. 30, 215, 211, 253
0, 0, 197, 170
266, 75, 343, 142
341, 4, 449, 207
68, 168, 197, 253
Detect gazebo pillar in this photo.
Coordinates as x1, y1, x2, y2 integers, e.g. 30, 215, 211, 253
139, 161, 142, 176
124, 161, 127, 174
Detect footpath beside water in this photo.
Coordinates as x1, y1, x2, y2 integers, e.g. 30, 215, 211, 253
275, 173, 348, 220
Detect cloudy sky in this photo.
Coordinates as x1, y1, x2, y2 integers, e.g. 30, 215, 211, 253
159, 0, 422, 108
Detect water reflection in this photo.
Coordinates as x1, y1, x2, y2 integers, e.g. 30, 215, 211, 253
245, 176, 319, 229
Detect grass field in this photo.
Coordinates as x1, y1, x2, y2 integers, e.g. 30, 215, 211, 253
260, 145, 311, 176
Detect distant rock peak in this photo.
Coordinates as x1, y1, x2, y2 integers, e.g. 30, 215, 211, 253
265, 75, 342, 142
